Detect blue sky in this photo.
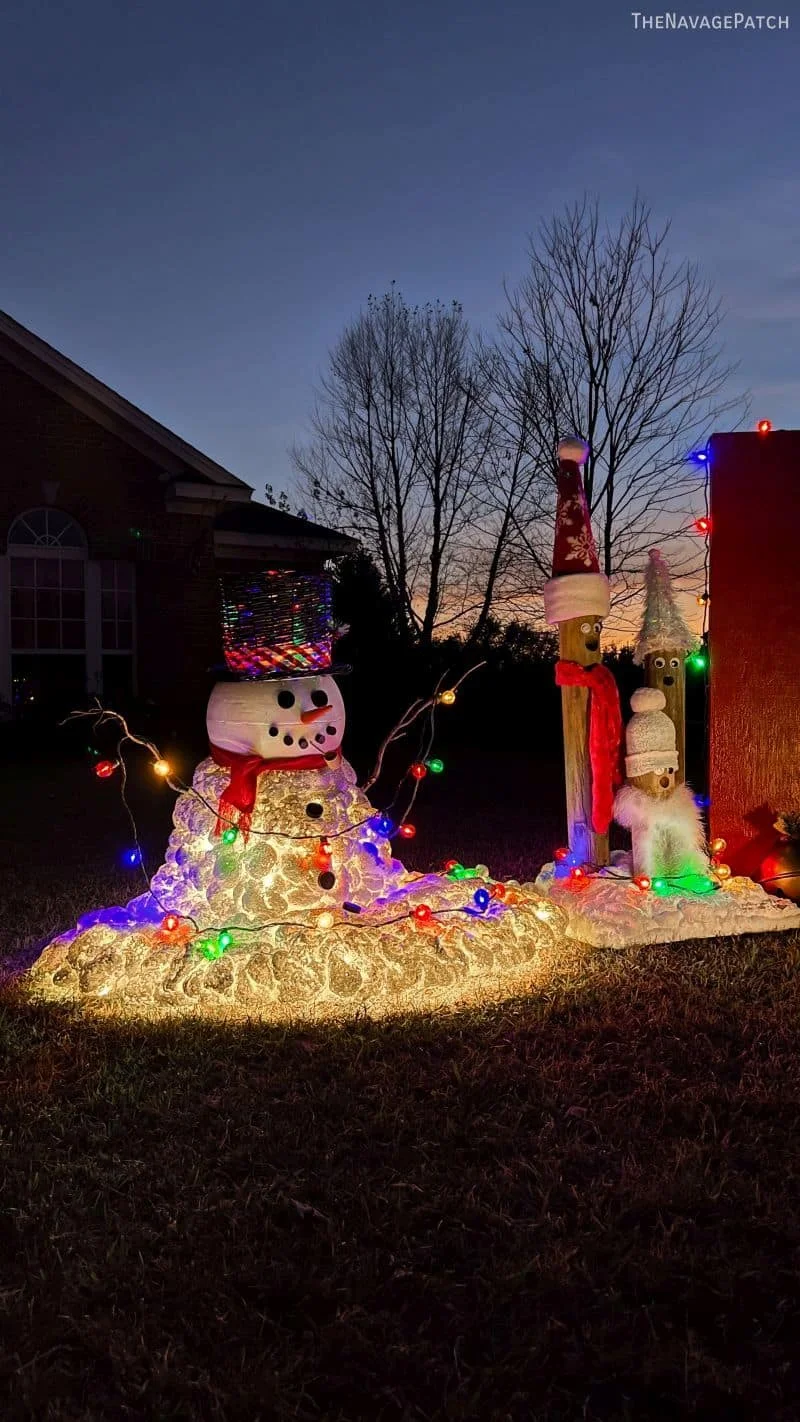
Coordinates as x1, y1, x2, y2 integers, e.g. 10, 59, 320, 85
1, 0, 798, 497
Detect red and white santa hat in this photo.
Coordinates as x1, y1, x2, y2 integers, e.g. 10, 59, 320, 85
543, 438, 610, 625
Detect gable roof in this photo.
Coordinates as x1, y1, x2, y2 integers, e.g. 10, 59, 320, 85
0, 307, 248, 489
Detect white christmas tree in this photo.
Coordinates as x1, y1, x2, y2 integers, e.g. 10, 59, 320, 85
633, 549, 698, 664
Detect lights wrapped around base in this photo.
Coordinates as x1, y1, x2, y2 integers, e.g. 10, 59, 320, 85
26, 755, 568, 1021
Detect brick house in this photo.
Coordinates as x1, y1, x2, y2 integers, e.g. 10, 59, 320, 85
0, 310, 355, 720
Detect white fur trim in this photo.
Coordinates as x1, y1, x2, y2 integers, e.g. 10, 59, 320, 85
557, 437, 589, 466
614, 782, 708, 879
543, 572, 610, 625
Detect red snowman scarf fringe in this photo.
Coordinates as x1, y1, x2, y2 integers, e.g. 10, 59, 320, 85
555, 661, 624, 835
210, 745, 328, 842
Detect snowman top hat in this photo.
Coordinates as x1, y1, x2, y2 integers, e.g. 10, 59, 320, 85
624, 686, 679, 778
543, 437, 611, 625
219, 569, 349, 680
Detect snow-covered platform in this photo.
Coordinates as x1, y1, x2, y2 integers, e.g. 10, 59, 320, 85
536, 855, 800, 948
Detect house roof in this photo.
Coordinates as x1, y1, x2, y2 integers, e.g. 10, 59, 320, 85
214, 502, 357, 555
0, 307, 248, 488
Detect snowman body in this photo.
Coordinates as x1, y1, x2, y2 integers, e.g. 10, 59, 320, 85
148, 676, 405, 929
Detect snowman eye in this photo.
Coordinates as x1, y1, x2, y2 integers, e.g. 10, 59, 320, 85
310, 689, 328, 707
670, 658, 680, 669
594, 621, 602, 634
580, 622, 591, 634
654, 657, 666, 669
277, 690, 295, 709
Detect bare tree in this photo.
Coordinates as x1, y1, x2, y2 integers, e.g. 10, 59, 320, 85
501, 197, 745, 609
293, 288, 500, 647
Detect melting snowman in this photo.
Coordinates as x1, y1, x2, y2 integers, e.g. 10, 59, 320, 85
27, 571, 568, 1016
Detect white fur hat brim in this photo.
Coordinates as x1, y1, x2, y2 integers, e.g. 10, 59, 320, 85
544, 572, 611, 626
626, 749, 679, 778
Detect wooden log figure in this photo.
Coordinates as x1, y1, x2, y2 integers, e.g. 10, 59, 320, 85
614, 688, 708, 881
633, 549, 698, 786
545, 438, 622, 869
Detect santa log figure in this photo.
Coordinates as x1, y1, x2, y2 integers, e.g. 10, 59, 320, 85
633, 549, 697, 786
614, 687, 708, 881
544, 438, 623, 869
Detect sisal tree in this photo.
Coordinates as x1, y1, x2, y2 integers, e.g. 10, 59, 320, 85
293, 287, 502, 648
500, 196, 745, 608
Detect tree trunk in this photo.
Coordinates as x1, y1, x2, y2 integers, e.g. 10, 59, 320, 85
558, 617, 609, 868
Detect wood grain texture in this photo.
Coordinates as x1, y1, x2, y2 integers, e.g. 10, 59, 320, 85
709, 431, 800, 877
644, 654, 686, 786
558, 615, 609, 867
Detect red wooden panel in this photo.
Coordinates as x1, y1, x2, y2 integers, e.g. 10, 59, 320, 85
709, 430, 800, 877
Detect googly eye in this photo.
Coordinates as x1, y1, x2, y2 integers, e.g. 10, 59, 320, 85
594, 621, 603, 634
670, 657, 680, 669
580, 622, 591, 634
654, 656, 666, 669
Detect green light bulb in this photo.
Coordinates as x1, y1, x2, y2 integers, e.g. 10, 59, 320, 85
218, 930, 232, 951
222, 827, 238, 845
427, 758, 444, 774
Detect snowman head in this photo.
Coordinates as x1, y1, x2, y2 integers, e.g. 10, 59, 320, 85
207, 675, 345, 760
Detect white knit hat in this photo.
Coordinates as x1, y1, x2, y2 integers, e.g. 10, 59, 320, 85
624, 687, 679, 778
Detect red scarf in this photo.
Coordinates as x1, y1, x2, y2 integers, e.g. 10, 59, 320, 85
210, 744, 329, 841
555, 661, 623, 835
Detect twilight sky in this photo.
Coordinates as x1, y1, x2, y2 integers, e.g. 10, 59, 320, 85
1, 0, 798, 498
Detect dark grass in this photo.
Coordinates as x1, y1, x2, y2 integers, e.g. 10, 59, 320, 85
3, 745, 800, 1419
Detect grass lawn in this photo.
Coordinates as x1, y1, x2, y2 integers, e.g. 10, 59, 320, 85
3, 747, 800, 1418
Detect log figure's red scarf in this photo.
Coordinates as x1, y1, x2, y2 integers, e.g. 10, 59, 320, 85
210, 744, 329, 841
555, 661, 624, 835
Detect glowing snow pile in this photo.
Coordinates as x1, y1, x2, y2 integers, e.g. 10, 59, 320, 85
28, 752, 568, 1021
536, 854, 800, 949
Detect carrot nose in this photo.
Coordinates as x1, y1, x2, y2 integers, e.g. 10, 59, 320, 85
300, 704, 331, 724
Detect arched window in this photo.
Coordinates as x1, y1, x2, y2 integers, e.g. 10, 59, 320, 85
8, 508, 87, 550
8, 509, 87, 651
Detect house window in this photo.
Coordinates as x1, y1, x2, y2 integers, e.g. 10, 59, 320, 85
100, 560, 134, 651
8, 510, 87, 652
8, 508, 87, 549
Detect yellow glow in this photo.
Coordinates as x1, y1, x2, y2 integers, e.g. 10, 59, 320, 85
153, 759, 171, 777
438, 689, 456, 706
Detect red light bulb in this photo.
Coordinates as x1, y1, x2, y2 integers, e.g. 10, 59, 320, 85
693, 516, 711, 536
634, 875, 651, 892
569, 866, 586, 882
554, 847, 569, 862
490, 882, 506, 899
410, 762, 427, 780
162, 913, 180, 932
444, 859, 459, 872
94, 760, 117, 779
413, 904, 433, 923
399, 823, 416, 839
757, 419, 772, 434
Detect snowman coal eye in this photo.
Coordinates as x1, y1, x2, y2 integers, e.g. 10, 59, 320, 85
654, 657, 666, 669
277, 690, 295, 709
311, 689, 328, 707
670, 657, 680, 669
580, 622, 591, 634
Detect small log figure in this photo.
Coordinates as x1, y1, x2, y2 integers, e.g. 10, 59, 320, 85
614, 688, 708, 881
544, 438, 620, 868
633, 549, 698, 786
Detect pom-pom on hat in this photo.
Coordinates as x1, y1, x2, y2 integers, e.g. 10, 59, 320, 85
544, 437, 611, 625
219, 570, 349, 680
624, 686, 679, 778
634, 548, 698, 664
